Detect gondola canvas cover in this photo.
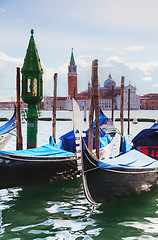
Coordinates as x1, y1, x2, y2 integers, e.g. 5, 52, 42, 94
0, 111, 16, 136
58, 128, 112, 153
132, 123, 158, 148
0, 144, 75, 157
98, 149, 158, 169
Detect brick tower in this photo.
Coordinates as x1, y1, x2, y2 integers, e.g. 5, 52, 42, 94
68, 48, 77, 98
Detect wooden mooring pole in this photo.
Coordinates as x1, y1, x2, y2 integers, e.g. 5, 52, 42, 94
111, 85, 114, 122
88, 59, 100, 158
120, 76, 124, 152
52, 73, 57, 143
16, 67, 23, 150
88, 97, 94, 153
84, 101, 87, 121
127, 88, 131, 135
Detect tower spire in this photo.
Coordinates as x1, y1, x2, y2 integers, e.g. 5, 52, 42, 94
70, 48, 75, 65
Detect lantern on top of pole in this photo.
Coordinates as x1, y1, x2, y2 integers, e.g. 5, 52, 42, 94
21, 29, 43, 149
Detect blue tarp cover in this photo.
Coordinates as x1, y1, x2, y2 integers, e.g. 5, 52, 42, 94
84, 127, 112, 149
98, 149, 158, 169
122, 137, 133, 154
132, 122, 158, 148
0, 144, 75, 157
0, 118, 16, 136
93, 113, 108, 127
58, 128, 112, 153
59, 130, 76, 153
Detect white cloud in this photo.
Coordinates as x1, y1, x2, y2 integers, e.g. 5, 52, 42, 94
58, 63, 68, 74
124, 46, 148, 52
143, 76, 152, 82
100, 55, 158, 95
152, 84, 158, 88
0, 52, 23, 99
57, 0, 158, 32
78, 55, 93, 59
106, 56, 125, 64
0, 52, 22, 64
76, 58, 91, 68
0, 8, 5, 13
104, 48, 113, 52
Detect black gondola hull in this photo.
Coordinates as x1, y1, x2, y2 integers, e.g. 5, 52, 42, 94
0, 154, 79, 189
82, 140, 158, 204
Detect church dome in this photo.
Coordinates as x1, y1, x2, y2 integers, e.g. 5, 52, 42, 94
104, 74, 116, 88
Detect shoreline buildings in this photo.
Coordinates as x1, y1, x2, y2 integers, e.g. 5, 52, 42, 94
44, 49, 140, 110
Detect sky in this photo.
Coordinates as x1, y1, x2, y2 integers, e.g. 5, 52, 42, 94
1, 0, 158, 100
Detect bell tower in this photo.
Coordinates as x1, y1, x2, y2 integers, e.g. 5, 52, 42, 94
68, 48, 77, 98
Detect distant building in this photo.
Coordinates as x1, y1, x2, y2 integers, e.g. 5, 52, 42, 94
140, 93, 158, 109
43, 50, 141, 110
44, 96, 71, 110
116, 84, 140, 110
0, 101, 27, 109
75, 74, 140, 111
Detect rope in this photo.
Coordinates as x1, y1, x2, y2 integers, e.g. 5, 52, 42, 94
8, 131, 18, 138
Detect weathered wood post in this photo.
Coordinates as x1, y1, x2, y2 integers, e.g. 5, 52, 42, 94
88, 60, 100, 158
52, 73, 57, 143
120, 76, 124, 152
111, 85, 114, 122
84, 101, 86, 121
93, 60, 100, 159
127, 88, 130, 135
88, 96, 94, 153
16, 67, 23, 150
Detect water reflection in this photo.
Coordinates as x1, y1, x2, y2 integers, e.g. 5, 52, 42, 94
96, 191, 158, 239
0, 179, 158, 239
0, 179, 100, 239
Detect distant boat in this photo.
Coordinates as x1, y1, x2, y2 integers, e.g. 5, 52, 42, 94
132, 118, 138, 124
0, 107, 16, 150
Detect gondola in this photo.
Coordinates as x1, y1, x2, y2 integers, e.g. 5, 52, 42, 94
0, 100, 113, 189
0, 144, 79, 189
0, 106, 16, 150
81, 138, 158, 204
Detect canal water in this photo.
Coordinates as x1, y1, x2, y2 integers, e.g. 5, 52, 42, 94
0, 109, 158, 239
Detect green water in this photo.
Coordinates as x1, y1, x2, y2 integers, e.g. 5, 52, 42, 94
0, 178, 158, 239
